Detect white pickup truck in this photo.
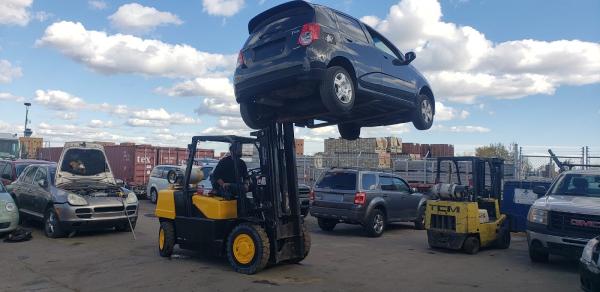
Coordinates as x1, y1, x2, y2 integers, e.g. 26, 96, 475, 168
527, 170, 600, 262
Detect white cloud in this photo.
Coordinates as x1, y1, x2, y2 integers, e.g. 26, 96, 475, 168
157, 77, 234, 98
0, 92, 25, 102
34, 89, 86, 111
33, 11, 52, 22
37, 21, 236, 78
89, 119, 113, 128
202, 116, 250, 136
202, 0, 245, 17
88, 0, 107, 10
109, 3, 183, 35
433, 125, 491, 133
362, 0, 600, 103
37, 122, 147, 145
56, 112, 79, 120
0, 59, 23, 83
128, 108, 199, 127
435, 102, 469, 121
0, 0, 32, 26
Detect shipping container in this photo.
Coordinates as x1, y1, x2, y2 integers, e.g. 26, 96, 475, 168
156, 147, 182, 165
37, 147, 63, 162
105, 144, 157, 195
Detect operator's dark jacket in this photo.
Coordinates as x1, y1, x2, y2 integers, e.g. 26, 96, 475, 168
211, 155, 248, 198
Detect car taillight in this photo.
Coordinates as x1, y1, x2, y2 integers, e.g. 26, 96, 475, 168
354, 192, 366, 205
237, 51, 245, 68
297, 23, 320, 46
309, 189, 315, 201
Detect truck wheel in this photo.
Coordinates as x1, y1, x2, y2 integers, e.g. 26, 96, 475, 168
158, 221, 175, 257
227, 223, 270, 274
462, 236, 480, 254
412, 94, 434, 130
338, 123, 360, 140
413, 206, 426, 230
317, 218, 337, 231
289, 223, 311, 264
365, 209, 386, 237
320, 66, 355, 114
44, 207, 66, 238
528, 242, 549, 263
149, 188, 158, 204
240, 102, 272, 130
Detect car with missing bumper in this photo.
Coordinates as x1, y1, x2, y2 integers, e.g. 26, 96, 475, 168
10, 142, 138, 238
310, 168, 427, 237
527, 170, 600, 262
0, 181, 18, 234
234, 1, 435, 139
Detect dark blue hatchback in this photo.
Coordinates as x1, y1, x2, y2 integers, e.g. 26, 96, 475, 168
234, 1, 436, 139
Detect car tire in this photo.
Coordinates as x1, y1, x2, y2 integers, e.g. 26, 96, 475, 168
462, 236, 480, 254
528, 242, 549, 263
317, 218, 337, 232
289, 223, 311, 264
226, 223, 270, 274
365, 209, 386, 237
413, 206, 426, 230
44, 207, 66, 238
338, 123, 360, 140
320, 66, 355, 114
240, 102, 272, 130
412, 94, 434, 130
150, 188, 158, 204
158, 221, 175, 257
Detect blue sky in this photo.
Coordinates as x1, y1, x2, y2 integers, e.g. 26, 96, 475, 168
0, 0, 599, 155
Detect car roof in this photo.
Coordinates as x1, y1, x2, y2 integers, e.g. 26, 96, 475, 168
562, 169, 600, 175
14, 159, 55, 165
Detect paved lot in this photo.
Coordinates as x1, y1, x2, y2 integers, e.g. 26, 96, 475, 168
0, 201, 580, 292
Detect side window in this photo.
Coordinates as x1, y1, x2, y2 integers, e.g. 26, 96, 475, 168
361, 173, 377, 191
0, 163, 10, 178
22, 166, 37, 184
379, 176, 395, 191
150, 167, 162, 178
335, 13, 368, 43
34, 168, 48, 185
393, 177, 410, 192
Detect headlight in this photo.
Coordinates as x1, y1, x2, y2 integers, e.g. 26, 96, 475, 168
582, 238, 599, 262
528, 207, 548, 225
67, 193, 88, 206
5, 202, 16, 212
125, 192, 138, 204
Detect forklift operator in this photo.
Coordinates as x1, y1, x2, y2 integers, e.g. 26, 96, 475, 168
212, 144, 249, 199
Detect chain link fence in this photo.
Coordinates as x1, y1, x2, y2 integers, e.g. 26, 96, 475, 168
517, 146, 599, 181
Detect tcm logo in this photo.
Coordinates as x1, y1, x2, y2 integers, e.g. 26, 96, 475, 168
431, 205, 460, 213
570, 219, 600, 228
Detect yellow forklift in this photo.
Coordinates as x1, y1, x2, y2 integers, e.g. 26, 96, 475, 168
425, 157, 510, 254
155, 123, 310, 274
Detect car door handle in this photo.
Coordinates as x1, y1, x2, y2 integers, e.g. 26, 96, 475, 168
346, 38, 353, 43
383, 55, 389, 59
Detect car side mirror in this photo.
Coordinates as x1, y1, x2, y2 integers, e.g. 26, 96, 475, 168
403, 52, 416, 65
1, 174, 10, 180
115, 179, 124, 187
533, 186, 547, 197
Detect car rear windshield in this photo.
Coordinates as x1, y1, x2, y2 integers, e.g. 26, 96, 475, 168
550, 173, 600, 197
60, 149, 110, 176
246, 7, 314, 47
316, 171, 357, 191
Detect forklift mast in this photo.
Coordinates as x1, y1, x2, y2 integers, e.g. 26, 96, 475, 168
435, 156, 504, 200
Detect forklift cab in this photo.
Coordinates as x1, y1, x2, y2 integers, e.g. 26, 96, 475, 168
155, 124, 310, 274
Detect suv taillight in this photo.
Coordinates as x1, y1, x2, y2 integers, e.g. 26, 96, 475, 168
297, 23, 320, 46
237, 51, 245, 68
354, 192, 366, 205
309, 189, 315, 201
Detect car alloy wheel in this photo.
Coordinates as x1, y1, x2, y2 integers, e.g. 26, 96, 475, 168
373, 213, 385, 234
46, 212, 57, 235
421, 99, 433, 125
333, 72, 353, 104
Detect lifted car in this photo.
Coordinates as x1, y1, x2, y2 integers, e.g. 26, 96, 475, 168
234, 1, 435, 140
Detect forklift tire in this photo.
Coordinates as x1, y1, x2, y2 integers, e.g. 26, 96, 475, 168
289, 223, 311, 264
365, 209, 386, 237
227, 223, 270, 275
158, 221, 175, 258
413, 206, 426, 230
495, 225, 511, 249
317, 218, 337, 232
462, 236, 480, 254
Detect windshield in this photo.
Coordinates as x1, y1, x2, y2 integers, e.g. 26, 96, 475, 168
316, 171, 357, 191
60, 149, 110, 176
549, 173, 600, 197
0, 140, 19, 158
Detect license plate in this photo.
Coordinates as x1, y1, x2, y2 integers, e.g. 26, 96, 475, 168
323, 194, 343, 202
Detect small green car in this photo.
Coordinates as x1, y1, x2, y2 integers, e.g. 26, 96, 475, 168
0, 182, 19, 234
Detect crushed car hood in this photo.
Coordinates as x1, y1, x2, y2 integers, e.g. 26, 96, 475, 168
534, 195, 600, 216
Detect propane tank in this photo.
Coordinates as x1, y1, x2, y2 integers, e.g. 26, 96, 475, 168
431, 183, 468, 200
188, 167, 204, 185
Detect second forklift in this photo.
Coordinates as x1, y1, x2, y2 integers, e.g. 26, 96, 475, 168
425, 156, 511, 254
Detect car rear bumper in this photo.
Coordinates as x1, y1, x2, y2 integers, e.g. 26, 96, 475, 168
310, 206, 363, 223
527, 225, 589, 258
54, 203, 138, 231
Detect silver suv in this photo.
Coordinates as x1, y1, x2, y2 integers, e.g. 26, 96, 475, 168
147, 164, 216, 203
527, 170, 600, 262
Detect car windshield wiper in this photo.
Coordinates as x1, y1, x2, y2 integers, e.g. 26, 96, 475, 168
562, 191, 588, 196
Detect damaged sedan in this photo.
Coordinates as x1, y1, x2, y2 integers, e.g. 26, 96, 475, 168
10, 142, 138, 238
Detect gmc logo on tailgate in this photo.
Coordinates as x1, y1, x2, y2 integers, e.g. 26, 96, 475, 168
570, 219, 600, 228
